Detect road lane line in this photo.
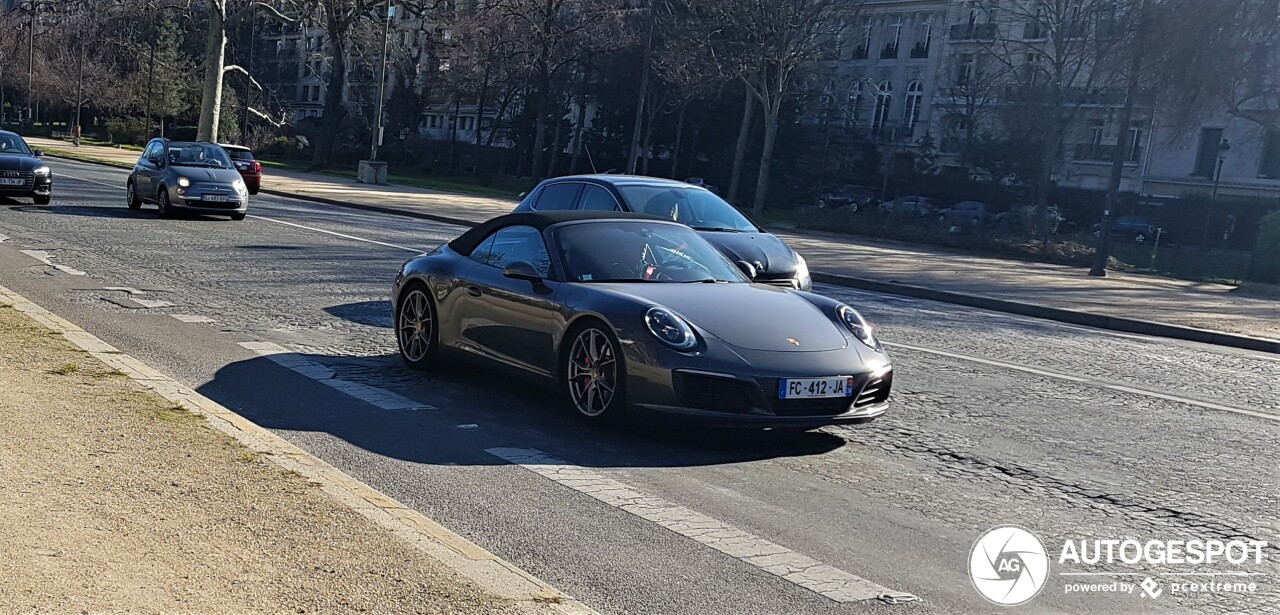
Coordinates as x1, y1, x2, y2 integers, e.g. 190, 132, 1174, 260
246, 214, 425, 253
19, 249, 86, 276
239, 341, 434, 411
486, 447, 917, 604
887, 341, 1279, 423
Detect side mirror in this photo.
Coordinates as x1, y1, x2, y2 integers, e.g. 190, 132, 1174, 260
735, 260, 757, 280
32, 149, 44, 157
147, 154, 162, 166
502, 261, 542, 283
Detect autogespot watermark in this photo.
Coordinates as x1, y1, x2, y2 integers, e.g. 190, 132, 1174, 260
968, 527, 1269, 606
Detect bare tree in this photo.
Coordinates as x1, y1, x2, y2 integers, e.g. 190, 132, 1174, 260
196, 0, 300, 143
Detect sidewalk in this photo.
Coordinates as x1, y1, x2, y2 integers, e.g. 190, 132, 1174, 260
0, 299, 573, 614
27, 137, 1280, 350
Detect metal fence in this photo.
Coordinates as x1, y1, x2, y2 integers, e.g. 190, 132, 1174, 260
1109, 241, 1256, 283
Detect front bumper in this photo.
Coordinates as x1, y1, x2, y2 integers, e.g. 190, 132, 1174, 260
623, 336, 891, 428
0, 174, 52, 198
169, 185, 248, 214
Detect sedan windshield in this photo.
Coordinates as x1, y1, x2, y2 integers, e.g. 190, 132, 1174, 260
555, 221, 748, 284
0, 134, 32, 156
166, 142, 233, 168
617, 185, 758, 233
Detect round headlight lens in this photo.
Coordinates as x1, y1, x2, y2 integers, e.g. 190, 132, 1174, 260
32, 165, 50, 176
233, 179, 246, 191
837, 305, 881, 350
645, 307, 697, 351
177, 176, 191, 188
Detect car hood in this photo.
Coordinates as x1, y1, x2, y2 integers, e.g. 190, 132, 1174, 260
171, 166, 242, 183
0, 154, 41, 172
594, 282, 847, 352
697, 231, 798, 276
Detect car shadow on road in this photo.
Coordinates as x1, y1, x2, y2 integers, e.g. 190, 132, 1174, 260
196, 352, 847, 471
324, 300, 392, 329
7, 203, 239, 222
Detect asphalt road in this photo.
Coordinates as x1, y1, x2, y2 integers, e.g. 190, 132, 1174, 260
1, 157, 1277, 615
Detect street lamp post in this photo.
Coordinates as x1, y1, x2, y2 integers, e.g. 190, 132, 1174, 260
369, 0, 391, 162
1201, 139, 1229, 246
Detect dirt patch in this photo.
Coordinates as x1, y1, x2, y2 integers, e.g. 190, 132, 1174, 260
0, 305, 545, 614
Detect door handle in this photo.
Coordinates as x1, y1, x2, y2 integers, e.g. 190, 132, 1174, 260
466, 285, 482, 297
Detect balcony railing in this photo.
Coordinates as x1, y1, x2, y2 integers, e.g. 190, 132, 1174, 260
949, 23, 997, 40
909, 43, 929, 59
880, 45, 899, 59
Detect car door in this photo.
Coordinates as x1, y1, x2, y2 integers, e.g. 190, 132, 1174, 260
456, 225, 562, 376
135, 141, 161, 199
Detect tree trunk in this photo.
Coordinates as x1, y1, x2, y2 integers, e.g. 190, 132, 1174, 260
449, 98, 460, 171
473, 64, 490, 178
1091, 14, 1146, 276
547, 104, 563, 179
752, 113, 779, 213
727, 80, 755, 204
530, 76, 548, 180
626, 15, 654, 174
641, 96, 657, 176
670, 101, 687, 179
313, 16, 349, 167
569, 94, 587, 174
196, 0, 227, 142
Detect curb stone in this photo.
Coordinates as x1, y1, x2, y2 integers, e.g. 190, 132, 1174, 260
0, 283, 599, 615
40, 148, 1280, 356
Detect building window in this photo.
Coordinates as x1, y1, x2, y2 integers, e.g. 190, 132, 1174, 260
1260, 128, 1280, 178
956, 54, 975, 86
1192, 127, 1225, 177
872, 80, 892, 135
1026, 9, 1046, 39
882, 15, 902, 58
912, 15, 932, 58
903, 80, 923, 133
1127, 121, 1143, 163
854, 17, 872, 59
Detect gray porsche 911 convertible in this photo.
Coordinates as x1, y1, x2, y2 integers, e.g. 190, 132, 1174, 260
391, 211, 892, 427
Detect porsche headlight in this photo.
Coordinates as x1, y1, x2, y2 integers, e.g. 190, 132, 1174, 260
32, 165, 50, 176
177, 176, 191, 188
794, 254, 810, 282
837, 304, 881, 351
645, 307, 697, 352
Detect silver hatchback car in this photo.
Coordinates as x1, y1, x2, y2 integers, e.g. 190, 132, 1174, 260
127, 139, 249, 220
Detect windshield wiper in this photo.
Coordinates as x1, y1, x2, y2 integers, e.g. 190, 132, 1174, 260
692, 226, 744, 233
683, 278, 731, 283
579, 278, 662, 283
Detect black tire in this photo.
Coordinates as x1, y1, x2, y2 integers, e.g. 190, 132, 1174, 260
395, 283, 440, 370
230, 213, 246, 221
561, 320, 627, 424
249, 187, 259, 195
33, 195, 50, 205
156, 187, 173, 217
126, 180, 141, 209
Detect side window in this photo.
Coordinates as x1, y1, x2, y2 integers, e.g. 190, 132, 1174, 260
578, 185, 620, 211
485, 226, 551, 278
468, 234, 498, 266
144, 142, 160, 160
533, 182, 581, 211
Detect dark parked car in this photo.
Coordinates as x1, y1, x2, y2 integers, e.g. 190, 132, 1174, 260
514, 175, 812, 290
938, 201, 995, 225
0, 130, 52, 205
392, 211, 892, 427
879, 195, 937, 217
1094, 215, 1162, 243
817, 185, 877, 211
127, 139, 249, 220
220, 144, 262, 195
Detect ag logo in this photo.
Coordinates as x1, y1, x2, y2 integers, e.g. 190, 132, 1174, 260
969, 525, 1049, 606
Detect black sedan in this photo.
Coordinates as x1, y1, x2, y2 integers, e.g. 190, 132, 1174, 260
513, 175, 812, 290
392, 211, 892, 428
0, 131, 52, 204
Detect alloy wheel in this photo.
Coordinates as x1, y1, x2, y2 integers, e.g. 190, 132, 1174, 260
566, 327, 617, 417
397, 288, 434, 362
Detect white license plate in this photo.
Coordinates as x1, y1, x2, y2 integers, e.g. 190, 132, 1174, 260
0, 178, 24, 186
202, 194, 230, 202
779, 377, 854, 399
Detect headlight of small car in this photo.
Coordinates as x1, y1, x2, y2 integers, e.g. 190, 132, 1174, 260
233, 179, 246, 193
645, 307, 697, 352
177, 176, 191, 188
837, 304, 881, 351
32, 165, 50, 176
794, 254, 810, 282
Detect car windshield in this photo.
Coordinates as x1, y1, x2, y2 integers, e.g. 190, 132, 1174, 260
617, 185, 757, 232
554, 221, 748, 284
167, 142, 233, 168
224, 148, 254, 161
0, 134, 32, 156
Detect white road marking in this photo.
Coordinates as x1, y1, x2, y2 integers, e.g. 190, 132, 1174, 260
104, 286, 143, 294
239, 341, 433, 411
131, 297, 173, 308
171, 314, 216, 323
887, 341, 1279, 423
247, 214, 424, 253
486, 447, 916, 604
0, 233, 8, 243
19, 249, 85, 276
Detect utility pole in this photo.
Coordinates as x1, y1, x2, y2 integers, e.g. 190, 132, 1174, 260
625, 1, 654, 175
73, 39, 84, 146
25, 1, 35, 126
369, 0, 392, 162
1201, 140, 1230, 246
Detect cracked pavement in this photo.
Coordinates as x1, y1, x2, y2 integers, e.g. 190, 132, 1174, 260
0, 157, 1276, 615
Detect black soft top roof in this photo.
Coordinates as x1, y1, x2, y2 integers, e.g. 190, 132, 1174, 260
447, 211, 667, 256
